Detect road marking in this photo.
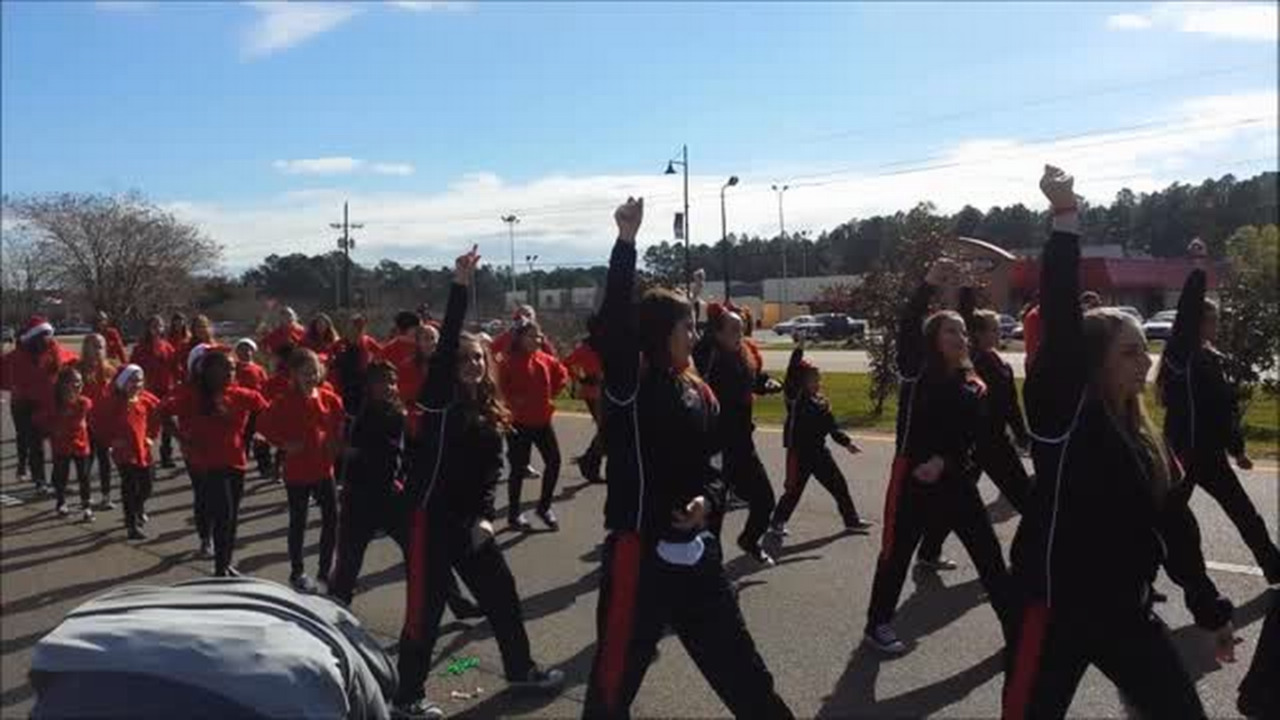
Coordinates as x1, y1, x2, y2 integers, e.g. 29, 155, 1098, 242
1205, 560, 1265, 578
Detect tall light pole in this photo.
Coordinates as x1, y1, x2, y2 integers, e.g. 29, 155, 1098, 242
501, 214, 519, 295
664, 145, 690, 294
772, 184, 790, 308
720, 175, 739, 304
329, 201, 364, 309
525, 254, 539, 307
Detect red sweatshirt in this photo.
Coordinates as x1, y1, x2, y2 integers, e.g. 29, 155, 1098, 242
379, 336, 417, 372
130, 338, 177, 398
491, 331, 557, 359
162, 385, 268, 472
1, 341, 79, 409
101, 327, 128, 365
498, 350, 568, 427
40, 396, 92, 458
262, 324, 305, 356
257, 385, 345, 484
397, 357, 429, 407
79, 363, 117, 435
563, 343, 603, 402
92, 391, 162, 467
234, 361, 269, 392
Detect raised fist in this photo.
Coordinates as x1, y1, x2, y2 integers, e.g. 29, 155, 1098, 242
615, 197, 644, 244
1040, 165, 1078, 211
454, 245, 481, 286
925, 257, 961, 288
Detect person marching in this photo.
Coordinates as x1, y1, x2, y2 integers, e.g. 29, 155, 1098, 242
395, 247, 565, 719
92, 365, 161, 540
1, 316, 77, 491
261, 306, 305, 358
163, 313, 192, 469
303, 312, 341, 358
93, 311, 129, 365
1003, 166, 1235, 719
78, 334, 119, 509
163, 347, 268, 576
769, 338, 872, 538
498, 321, 569, 532
257, 348, 345, 593
862, 256, 1014, 656
1156, 269, 1280, 584
563, 315, 606, 484
916, 286, 1034, 570
42, 367, 95, 521
583, 198, 792, 719
331, 313, 384, 415
693, 302, 784, 566
232, 339, 274, 477
396, 324, 440, 408
131, 316, 178, 471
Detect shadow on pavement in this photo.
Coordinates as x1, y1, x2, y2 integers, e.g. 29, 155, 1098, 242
817, 644, 1003, 718
1170, 588, 1273, 683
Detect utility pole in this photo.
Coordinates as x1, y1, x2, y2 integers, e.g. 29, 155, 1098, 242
502, 214, 520, 297
329, 202, 363, 309
720, 175, 739, 304
772, 184, 789, 308
525, 254, 539, 307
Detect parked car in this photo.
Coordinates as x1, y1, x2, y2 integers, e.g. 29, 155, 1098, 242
1142, 309, 1178, 341
773, 315, 814, 336
794, 313, 866, 342
998, 314, 1018, 339
55, 325, 93, 336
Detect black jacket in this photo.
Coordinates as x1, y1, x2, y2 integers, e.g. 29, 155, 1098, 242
404, 282, 501, 528
340, 398, 405, 494
333, 340, 376, 417
893, 283, 987, 478
1011, 224, 1232, 630
1157, 269, 1245, 459
958, 288, 1030, 448
692, 336, 773, 452
599, 240, 725, 545
782, 347, 854, 455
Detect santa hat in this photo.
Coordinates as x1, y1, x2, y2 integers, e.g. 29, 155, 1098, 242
187, 343, 231, 376
235, 338, 258, 354
20, 315, 54, 343
115, 364, 143, 390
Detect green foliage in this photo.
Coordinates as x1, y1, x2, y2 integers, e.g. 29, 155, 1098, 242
1219, 224, 1280, 398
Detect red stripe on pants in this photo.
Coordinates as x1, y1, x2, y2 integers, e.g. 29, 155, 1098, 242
403, 508, 429, 641
879, 456, 910, 561
597, 531, 642, 714
1003, 602, 1051, 720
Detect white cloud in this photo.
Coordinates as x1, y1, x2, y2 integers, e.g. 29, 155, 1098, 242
1105, 13, 1153, 31
241, 2, 363, 60
371, 163, 416, 177
272, 157, 364, 175
178, 91, 1278, 271
1105, 3, 1277, 41
387, 1, 474, 11
94, 1, 156, 12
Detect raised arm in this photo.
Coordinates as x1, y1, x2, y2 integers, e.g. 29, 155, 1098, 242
601, 198, 643, 400
1025, 165, 1088, 437
897, 262, 949, 378
420, 247, 478, 410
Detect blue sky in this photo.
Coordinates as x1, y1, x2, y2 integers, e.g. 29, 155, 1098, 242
3, 1, 1277, 270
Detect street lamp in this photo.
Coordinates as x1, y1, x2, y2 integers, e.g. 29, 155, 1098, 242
772, 184, 789, 307
720, 175, 739, 303
664, 145, 690, 294
525, 254, 539, 307
502, 214, 520, 294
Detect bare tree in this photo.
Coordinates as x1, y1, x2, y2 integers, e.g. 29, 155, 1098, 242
1, 231, 49, 330
2, 192, 222, 322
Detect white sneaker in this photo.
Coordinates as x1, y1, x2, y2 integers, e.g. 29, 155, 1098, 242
864, 624, 907, 655
56, 502, 69, 516
82, 507, 94, 523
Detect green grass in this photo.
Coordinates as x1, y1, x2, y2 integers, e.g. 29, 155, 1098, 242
556, 372, 1280, 460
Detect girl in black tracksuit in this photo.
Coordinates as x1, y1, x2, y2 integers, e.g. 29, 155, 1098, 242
862, 263, 1014, 655
583, 199, 792, 720
692, 305, 782, 565
394, 249, 563, 717
1003, 166, 1234, 719
1156, 269, 1280, 583
917, 288, 1035, 566
770, 343, 870, 534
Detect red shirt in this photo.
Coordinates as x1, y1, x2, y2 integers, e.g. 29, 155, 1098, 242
41, 396, 92, 458
130, 338, 177, 397
101, 327, 128, 365
234, 361, 269, 392
498, 350, 568, 427
379, 336, 417, 371
262, 324, 305, 356
563, 343, 603, 402
162, 385, 269, 471
398, 357, 429, 407
79, 362, 117, 433
491, 331, 556, 359
92, 391, 162, 467
257, 385, 345, 484
1, 341, 79, 408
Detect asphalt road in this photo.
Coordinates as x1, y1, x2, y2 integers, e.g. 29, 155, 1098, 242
1, 399, 1276, 718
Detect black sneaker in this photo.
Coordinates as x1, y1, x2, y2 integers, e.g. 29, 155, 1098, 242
127, 527, 148, 541
139, 512, 150, 526
198, 539, 214, 558
916, 556, 958, 571
100, 496, 116, 510
290, 573, 318, 594
845, 519, 876, 534
864, 624, 907, 655
536, 507, 560, 531
56, 502, 70, 516
509, 512, 532, 532
508, 666, 565, 693
739, 539, 776, 567
391, 698, 445, 720
524, 465, 541, 480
